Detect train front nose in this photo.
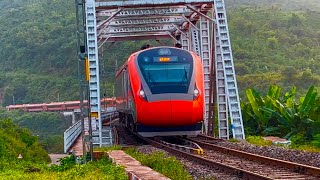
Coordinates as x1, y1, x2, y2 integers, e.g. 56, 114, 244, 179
137, 97, 202, 127
171, 100, 201, 126
137, 100, 172, 126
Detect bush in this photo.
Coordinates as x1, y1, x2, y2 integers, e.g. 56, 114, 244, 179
0, 158, 128, 180
311, 134, 320, 148
50, 155, 76, 172
290, 133, 306, 147
0, 118, 50, 163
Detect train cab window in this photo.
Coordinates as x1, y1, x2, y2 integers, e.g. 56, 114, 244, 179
137, 48, 193, 94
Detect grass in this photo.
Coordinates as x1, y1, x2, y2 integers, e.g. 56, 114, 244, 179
0, 156, 128, 180
244, 135, 320, 152
0, 145, 191, 180
245, 135, 273, 146
93, 145, 122, 152
125, 148, 192, 180
228, 138, 241, 143
289, 144, 320, 153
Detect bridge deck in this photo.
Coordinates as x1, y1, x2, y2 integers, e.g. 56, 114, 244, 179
69, 133, 89, 156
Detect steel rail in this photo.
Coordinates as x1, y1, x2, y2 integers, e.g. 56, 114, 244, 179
191, 134, 320, 177
158, 138, 204, 155
132, 135, 272, 180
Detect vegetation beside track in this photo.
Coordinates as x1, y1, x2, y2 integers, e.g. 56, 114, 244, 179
0, 119, 127, 179
0, 118, 50, 163
125, 148, 192, 180
245, 136, 273, 146
0, 156, 128, 180
241, 135, 320, 153
241, 85, 320, 150
0, 109, 68, 153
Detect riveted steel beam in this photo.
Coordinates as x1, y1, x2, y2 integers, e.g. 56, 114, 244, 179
96, 6, 192, 17
105, 16, 185, 26
186, 4, 215, 22
96, 0, 213, 8
99, 32, 174, 42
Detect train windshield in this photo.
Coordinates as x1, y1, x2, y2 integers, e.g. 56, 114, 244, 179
137, 48, 193, 94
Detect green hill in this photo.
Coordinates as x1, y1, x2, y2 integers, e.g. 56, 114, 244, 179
0, 0, 78, 105
226, 0, 320, 11
0, 118, 50, 163
229, 8, 320, 97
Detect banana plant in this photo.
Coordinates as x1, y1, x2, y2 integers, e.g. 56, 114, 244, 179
281, 86, 296, 108
244, 85, 281, 134
260, 86, 318, 139
309, 94, 320, 138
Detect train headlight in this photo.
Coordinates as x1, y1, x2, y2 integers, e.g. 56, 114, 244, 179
194, 89, 199, 97
138, 86, 148, 101
193, 86, 200, 100
139, 90, 145, 97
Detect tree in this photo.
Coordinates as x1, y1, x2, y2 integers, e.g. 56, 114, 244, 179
287, 13, 303, 27
267, 36, 279, 49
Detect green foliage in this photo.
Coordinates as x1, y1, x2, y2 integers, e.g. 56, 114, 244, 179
311, 134, 320, 148
125, 148, 192, 180
0, 118, 50, 163
226, 0, 320, 12
0, 109, 69, 153
242, 85, 283, 134
2, 72, 79, 106
246, 136, 273, 146
288, 134, 320, 152
0, 157, 128, 180
229, 7, 320, 96
290, 133, 307, 147
228, 138, 240, 143
48, 157, 127, 179
50, 155, 76, 172
42, 135, 64, 153
0, 0, 78, 106
94, 145, 122, 152
0, 122, 126, 180
0, 0, 76, 75
242, 85, 320, 148
261, 86, 318, 139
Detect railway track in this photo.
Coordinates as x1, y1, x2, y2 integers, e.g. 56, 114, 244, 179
114, 126, 320, 179
186, 134, 320, 179
114, 123, 146, 147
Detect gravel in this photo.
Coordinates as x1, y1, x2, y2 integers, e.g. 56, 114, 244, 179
136, 145, 244, 180
215, 140, 320, 167
135, 140, 320, 180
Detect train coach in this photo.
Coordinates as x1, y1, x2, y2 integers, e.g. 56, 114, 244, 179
115, 46, 204, 137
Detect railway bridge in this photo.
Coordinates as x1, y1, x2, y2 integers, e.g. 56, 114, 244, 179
76, 0, 245, 147
70, 0, 246, 155
8, 0, 246, 156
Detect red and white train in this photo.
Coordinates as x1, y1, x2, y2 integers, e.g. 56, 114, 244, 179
115, 47, 204, 137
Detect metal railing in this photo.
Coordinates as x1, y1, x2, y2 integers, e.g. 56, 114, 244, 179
101, 107, 118, 120
64, 120, 82, 153
63, 108, 117, 152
